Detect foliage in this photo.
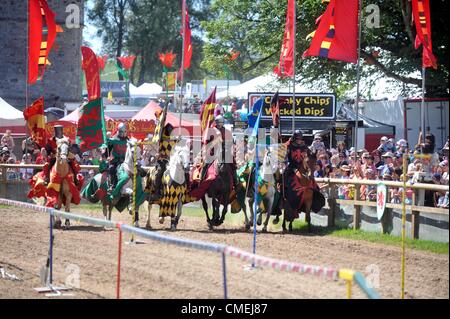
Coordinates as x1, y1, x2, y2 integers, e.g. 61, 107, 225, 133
202, 0, 449, 99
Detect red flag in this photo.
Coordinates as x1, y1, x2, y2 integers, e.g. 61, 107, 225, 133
97, 55, 108, 71
411, 0, 437, 69
23, 97, 46, 148
179, 0, 192, 81
117, 56, 136, 70
28, 0, 57, 84
303, 0, 359, 64
81, 47, 101, 101
159, 51, 177, 69
200, 87, 217, 138
274, 0, 295, 78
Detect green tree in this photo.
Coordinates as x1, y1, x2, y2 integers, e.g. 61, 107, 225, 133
202, 0, 448, 98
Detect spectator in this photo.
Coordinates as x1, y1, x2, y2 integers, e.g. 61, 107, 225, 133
81, 151, 93, 165
337, 141, 349, 157
310, 135, 326, 154
314, 160, 324, 178
19, 153, 34, 180
1, 130, 15, 150
377, 152, 395, 177
377, 136, 390, 154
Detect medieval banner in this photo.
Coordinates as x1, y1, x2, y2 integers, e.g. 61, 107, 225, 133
81, 46, 101, 101
76, 98, 106, 151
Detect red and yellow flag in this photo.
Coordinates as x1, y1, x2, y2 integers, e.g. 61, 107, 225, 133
23, 97, 46, 148
274, 0, 296, 78
303, 0, 359, 64
179, 0, 192, 81
200, 87, 217, 137
412, 0, 437, 69
28, 0, 57, 84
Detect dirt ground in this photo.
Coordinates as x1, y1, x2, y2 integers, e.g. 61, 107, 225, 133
0, 206, 448, 299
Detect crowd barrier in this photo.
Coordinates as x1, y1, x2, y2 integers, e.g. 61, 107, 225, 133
0, 198, 379, 299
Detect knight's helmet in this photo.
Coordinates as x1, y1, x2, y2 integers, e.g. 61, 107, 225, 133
117, 122, 127, 138
292, 129, 303, 140
54, 125, 64, 139
215, 115, 224, 127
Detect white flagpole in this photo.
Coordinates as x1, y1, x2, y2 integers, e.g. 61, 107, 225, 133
354, 0, 363, 164
179, 0, 186, 136
292, 0, 297, 135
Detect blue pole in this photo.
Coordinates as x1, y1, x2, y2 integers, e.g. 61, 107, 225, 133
252, 142, 259, 267
49, 211, 53, 285
222, 252, 228, 299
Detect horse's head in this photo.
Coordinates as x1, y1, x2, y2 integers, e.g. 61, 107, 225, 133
56, 137, 71, 161
168, 144, 190, 184
126, 139, 142, 162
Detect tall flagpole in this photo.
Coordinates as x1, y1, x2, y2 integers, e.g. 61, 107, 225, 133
179, 0, 186, 136
292, 0, 297, 134
354, 0, 363, 164
421, 67, 426, 145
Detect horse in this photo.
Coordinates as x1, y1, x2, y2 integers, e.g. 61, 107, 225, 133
81, 139, 146, 228
200, 160, 235, 230
247, 149, 280, 233
282, 150, 324, 232
144, 144, 190, 231
50, 138, 75, 229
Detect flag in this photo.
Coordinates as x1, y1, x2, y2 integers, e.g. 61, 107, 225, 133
200, 87, 217, 135
179, 0, 192, 81
81, 46, 101, 101
159, 51, 177, 69
97, 55, 108, 71
274, 0, 295, 78
412, 0, 438, 69
248, 97, 264, 136
270, 91, 280, 128
76, 98, 106, 152
28, 0, 57, 84
23, 97, 46, 148
117, 56, 136, 70
303, 0, 359, 64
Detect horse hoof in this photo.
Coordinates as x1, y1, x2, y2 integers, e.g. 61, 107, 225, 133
262, 227, 267, 233
159, 217, 165, 224
273, 217, 280, 225
145, 223, 152, 230
54, 219, 62, 229
245, 224, 251, 231
282, 228, 287, 234
64, 220, 70, 229
207, 222, 214, 231
170, 224, 177, 231
133, 221, 139, 228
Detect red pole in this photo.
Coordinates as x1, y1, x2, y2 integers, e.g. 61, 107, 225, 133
116, 224, 123, 299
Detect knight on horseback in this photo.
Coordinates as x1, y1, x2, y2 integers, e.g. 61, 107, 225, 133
43, 125, 79, 187
107, 122, 129, 190
200, 115, 240, 191
285, 130, 315, 176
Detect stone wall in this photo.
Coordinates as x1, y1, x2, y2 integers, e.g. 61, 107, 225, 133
0, 0, 84, 109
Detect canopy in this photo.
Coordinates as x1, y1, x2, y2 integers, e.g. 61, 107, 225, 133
59, 106, 113, 123
130, 82, 162, 97
0, 97, 25, 127
132, 101, 196, 136
216, 73, 308, 99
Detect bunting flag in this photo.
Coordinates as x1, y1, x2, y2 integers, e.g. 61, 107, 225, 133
179, 0, 192, 81
274, 0, 295, 78
76, 98, 107, 152
159, 51, 177, 69
117, 56, 136, 70
97, 55, 108, 71
248, 97, 264, 135
199, 87, 217, 137
81, 46, 101, 101
411, 0, 438, 69
23, 97, 46, 148
28, 0, 57, 84
115, 60, 129, 80
303, 0, 359, 64
270, 91, 280, 128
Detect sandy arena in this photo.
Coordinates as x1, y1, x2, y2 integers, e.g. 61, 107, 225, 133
0, 205, 448, 299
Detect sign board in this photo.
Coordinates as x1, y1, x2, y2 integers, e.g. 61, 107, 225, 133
376, 183, 387, 221
234, 120, 248, 130
248, 92, 336, 120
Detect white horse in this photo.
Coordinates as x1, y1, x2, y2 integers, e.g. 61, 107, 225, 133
248, 148, 279, 233
146, 143, 190, 231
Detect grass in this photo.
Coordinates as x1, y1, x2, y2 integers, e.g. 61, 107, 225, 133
287, 220, 449, 255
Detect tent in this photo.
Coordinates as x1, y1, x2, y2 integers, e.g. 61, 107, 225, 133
216, 73, 308, 99
130, 83, 162, 97
0, 97, 25, 127
132, 101, 196, 136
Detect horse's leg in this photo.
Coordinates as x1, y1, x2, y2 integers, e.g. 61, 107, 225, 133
242, 205, 250, 231
202, 196, 213, 230
219, 193, 229, 226
64, 184, 72, 229
262, 194, 273, 233
305, 191, 313, 233
248, 197, 254, 228
171, 196, 183, 231
146, 203, 152, 229
212, 197, 219, 226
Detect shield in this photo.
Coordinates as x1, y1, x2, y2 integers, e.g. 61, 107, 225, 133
376, 183, 387, 221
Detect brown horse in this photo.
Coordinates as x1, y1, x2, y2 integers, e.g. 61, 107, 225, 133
282, 152, 321, 233
52, 138, 73, 229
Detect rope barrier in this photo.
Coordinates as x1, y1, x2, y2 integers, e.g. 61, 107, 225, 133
0, 198, 379, 299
